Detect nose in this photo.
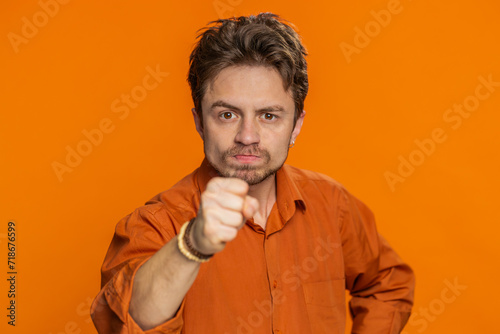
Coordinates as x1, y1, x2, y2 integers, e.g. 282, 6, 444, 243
235, 117, 260, 146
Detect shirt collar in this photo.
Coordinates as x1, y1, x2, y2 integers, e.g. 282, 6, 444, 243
275, 163, 306, 222
196, 158, 306, 222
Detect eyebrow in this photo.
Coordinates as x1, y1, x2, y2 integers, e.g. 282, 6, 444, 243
210, 100, 286, 113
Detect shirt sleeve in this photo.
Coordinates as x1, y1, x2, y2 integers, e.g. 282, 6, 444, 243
338, 187, 415, 334
90, 204, 185, 334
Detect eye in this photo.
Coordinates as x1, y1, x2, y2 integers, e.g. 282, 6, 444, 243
220, 112, 235, 120
262, 113, 277, 121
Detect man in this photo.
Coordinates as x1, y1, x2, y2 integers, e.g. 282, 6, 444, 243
91, 12, 415, 334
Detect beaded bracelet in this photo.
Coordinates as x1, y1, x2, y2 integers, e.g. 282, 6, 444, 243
177, 218, 213, 263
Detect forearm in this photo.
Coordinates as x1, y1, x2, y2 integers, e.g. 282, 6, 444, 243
348, 238, 415, 333
129, 235, 200, 330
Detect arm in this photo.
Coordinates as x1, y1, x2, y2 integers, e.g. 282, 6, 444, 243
91, 177, 258, 333
339, 188, 415, 334
128, 235, 200, 330
90, 205, 188, 334
130, 177, 258, 329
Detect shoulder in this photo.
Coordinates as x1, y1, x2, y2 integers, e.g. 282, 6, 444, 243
283, 164, 365, 211
283, 164, 347, 193
284, 165, 375, 227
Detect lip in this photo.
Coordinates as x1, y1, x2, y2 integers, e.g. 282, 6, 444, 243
233, 155, 260, 163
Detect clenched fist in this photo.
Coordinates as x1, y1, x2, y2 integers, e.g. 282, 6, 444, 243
190, 177, 259, 255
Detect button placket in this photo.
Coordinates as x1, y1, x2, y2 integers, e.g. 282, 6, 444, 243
264, 231, 282, 334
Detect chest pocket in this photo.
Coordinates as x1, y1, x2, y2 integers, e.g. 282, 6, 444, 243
302, 278, 346, 334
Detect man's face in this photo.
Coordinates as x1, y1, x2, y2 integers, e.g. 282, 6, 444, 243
193, 65, 305, 185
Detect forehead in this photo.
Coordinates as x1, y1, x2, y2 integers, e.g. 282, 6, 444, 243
202, 65, 294, 112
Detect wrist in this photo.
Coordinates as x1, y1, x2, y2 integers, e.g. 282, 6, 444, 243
177, 218, 213, 263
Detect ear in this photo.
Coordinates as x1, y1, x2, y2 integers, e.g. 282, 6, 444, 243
191, 108, 204, 139
290, 110, 306, 144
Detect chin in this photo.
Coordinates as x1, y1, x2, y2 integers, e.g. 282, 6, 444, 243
232, 170, 275, 185
218, 163, 283, 185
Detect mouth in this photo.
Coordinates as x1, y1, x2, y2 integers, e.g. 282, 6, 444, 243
233, 155, 261, 163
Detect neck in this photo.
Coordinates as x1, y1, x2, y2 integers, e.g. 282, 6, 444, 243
247, 174, 277, 229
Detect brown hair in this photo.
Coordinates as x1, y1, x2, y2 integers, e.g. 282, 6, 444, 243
187, 12, 309, 127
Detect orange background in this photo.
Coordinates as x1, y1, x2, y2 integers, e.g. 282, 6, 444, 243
2, 0, 499, 333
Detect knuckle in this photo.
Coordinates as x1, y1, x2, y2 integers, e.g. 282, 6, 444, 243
236, 210, 243, 220
204, 208, 218, 222
240, 179, 249, 190
230, 212, 243, 224
234, 178, 249, 192
227, 229, 238, 241
227, 195, 244, 209
201, 192, 217, 208
206, 178, 221, 192
236, 199, 245, 211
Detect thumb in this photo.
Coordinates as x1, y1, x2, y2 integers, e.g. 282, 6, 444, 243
242, 195, 259, 220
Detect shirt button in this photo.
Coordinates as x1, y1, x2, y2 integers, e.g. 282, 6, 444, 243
274, 330, 281, 334
273, 280, 278, 288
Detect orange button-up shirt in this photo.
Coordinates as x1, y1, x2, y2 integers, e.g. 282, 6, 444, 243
90, 159, 415, 334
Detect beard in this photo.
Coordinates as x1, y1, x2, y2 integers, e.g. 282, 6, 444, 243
205, 144, 288, 185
